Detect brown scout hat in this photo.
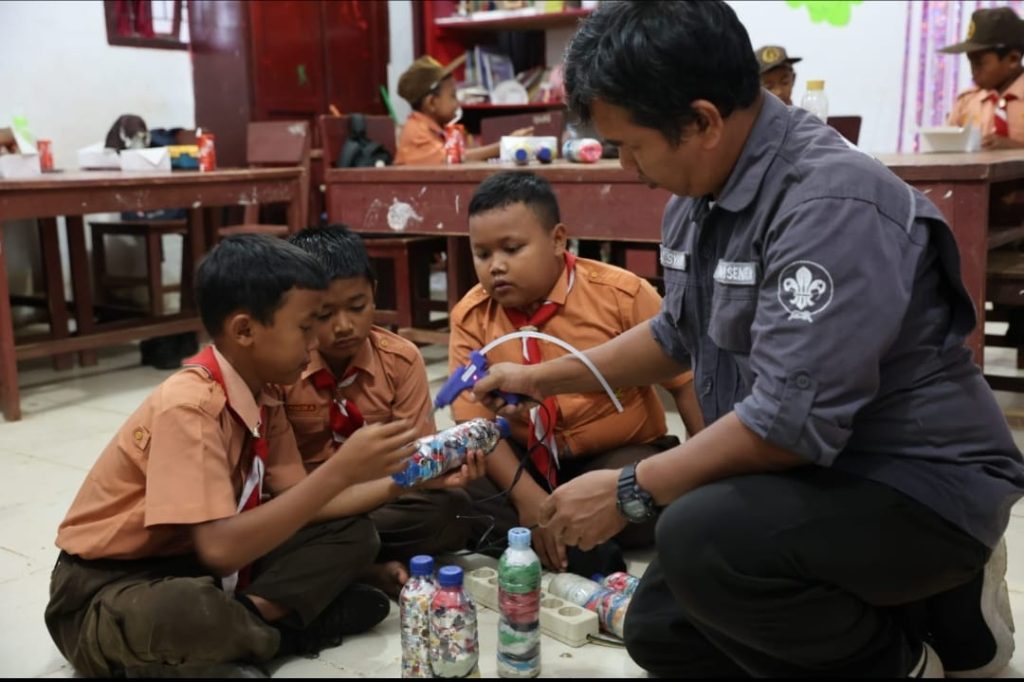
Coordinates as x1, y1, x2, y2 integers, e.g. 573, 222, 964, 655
397, 54, 467, 106
755, 45, 802, 74
938, 7, 1024, 54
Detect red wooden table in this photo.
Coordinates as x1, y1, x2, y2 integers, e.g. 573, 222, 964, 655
0, 167, 304, 421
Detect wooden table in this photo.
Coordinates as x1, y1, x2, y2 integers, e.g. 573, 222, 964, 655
876, 151, 1024, 362
0, 167, 304, 421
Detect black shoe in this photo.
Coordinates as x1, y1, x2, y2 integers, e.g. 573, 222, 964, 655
566, 540, 627, 579
124, 662, 268, 678
927, 538, 1015, 678
276, 584, 390, 657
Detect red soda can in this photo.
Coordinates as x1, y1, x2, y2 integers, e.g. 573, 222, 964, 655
444, 124, 465, 165
37, 139, 54, 172
198, 133, 217, 171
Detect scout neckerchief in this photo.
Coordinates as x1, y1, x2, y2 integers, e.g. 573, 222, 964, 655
310, 366, 364, 443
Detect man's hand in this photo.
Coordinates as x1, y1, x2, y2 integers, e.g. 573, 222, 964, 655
982, 133, 1024, 150
539, 469, 626, 552
516, 489, 567, 571
417, 450, 488, 491
470, 362, 541, 417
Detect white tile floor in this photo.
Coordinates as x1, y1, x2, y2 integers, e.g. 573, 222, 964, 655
0, 340, 1022, 677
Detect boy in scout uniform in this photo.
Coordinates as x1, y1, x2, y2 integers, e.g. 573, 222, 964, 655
943, 7, 1024, 149
755, 44, 802, 105
449, 171, 704, 573
45, 235, 425, 678
394, 55, 532, 165
280, 225, 485, 597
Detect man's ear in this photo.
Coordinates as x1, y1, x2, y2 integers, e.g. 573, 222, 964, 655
690, 99, 726, 151
225, 311, 257, 348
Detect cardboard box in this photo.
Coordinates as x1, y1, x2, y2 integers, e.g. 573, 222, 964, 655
0, 126, 41, 179
77, 142, 121, 170
119, 147, 171, 172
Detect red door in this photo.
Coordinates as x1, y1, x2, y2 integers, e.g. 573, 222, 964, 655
249, 1, 326, 120
321, 0, 389, 116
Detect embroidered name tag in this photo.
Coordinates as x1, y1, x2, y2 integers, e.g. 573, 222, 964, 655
285, 404, 318, 413
713, 260, 758, 286
660, 246, 689, 271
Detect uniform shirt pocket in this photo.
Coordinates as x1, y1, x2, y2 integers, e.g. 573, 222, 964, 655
708, 283, 758, 352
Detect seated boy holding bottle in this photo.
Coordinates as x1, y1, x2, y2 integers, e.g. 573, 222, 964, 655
278, 225, 485, 597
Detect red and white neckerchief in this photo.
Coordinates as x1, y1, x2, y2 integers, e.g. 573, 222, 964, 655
310, 366, 364, 443
988, 92, 1019, 137
502, 252, 577, 489
183, 346, 267, 594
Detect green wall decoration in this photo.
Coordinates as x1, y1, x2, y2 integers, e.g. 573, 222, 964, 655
785, 0, 863, 27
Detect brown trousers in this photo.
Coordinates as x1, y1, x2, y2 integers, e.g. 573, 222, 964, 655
465, 435, 681, 553
44, 516, 378, 677
369, 488, 474, 563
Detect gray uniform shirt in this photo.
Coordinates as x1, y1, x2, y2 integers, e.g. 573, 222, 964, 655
650, 92, 1024, 548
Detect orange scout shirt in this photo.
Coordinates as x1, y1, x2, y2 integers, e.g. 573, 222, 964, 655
449, 257, 693, 458
395, 111, 446, 166
56, 347, 307, 561
948, 72, 1024, 143
280, 326, 436, 471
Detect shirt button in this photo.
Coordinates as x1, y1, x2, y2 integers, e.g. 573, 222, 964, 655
795, 373, 811, 390
702, 378, 713, 395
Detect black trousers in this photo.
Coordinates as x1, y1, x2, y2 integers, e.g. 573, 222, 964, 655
623, 467, 989, 677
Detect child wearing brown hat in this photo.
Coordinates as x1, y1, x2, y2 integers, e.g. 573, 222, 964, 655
395, 55, 532, 165
942, 7, 1024, 149
755, 45, 802, 105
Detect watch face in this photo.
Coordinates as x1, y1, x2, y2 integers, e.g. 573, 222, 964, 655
622, 498, 649, 521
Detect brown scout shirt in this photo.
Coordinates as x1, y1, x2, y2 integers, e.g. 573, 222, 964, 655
948, 71, 1024, 142
395, 111, 446, 166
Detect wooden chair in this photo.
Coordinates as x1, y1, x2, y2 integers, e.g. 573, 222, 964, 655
319, 115, 448, 337
827, 116, 862, 145
214, 120, 312, 241
984, 248, 1024, 392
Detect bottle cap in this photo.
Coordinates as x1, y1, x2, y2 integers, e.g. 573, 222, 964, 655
806, 80, 825, 90
410, 555, 434, 577
438, 565, 464, 587
495, 416, 511, 438
508, 527, 532, 548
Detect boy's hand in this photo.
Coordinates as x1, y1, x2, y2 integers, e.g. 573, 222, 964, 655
982, 133, 1024, 150
331, 420, 420, 484
508, 126, 534, 137
417, 449, 488, 490
471, 362, 539, 417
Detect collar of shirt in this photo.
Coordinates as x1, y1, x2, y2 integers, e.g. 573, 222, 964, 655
714, 91, 789, 214
299, 340, 375, 386
211, 346, 278, 433
1000, 71, 1024, 100
408, 110, 445, 140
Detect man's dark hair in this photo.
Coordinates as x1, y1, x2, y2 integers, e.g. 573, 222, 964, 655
468, 171, 561, 229
195, 234, 328, 336
288, 224, 376, 287
564, 0, 761, 145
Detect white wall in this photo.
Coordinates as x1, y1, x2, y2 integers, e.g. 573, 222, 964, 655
387, 0, 416, 126
0, 0, 195, 312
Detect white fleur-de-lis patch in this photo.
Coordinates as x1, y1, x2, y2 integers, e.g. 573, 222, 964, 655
778, 260, 833, 322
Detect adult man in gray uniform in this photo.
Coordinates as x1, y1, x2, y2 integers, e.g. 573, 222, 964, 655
473, 1, 1024, 677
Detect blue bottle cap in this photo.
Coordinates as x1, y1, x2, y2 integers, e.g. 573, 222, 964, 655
508, 527, 532, 548
514, 147, 529, 164
591, 573, 605, 582
536, 146, 552, 163
495, 416, 511, 438
437, 565, 464, 587
410, 555, 434, 577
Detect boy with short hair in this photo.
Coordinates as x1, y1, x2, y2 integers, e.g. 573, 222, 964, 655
395, 55, 532, 165
449, 171, 704, 573
45, 235, 423, 678
281, 225, 483, 596
755, 44, 801, 105
942, 7, 1024, 149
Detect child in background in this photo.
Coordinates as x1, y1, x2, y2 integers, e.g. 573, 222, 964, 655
395, 55, 532, 165
755, 45, 801, 105
281, 225, 485, 597
942, 7, 1024, 149
45, 235, 422, 677
449, 172, 705, 575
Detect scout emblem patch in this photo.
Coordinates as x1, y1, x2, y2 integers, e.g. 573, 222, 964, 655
778, 261, 833, 322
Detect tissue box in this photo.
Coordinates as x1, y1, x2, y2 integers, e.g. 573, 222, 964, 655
0, 126, 41, 179
78, 143, 121, 170
499, 135, 559, 164
919, 125, 982, 153
120, 147, 171, 172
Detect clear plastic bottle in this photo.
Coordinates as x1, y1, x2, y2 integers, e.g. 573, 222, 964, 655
393, 418, 509, 488
801, 80, 829, 121
430, 566, 479, 678
594, 571, 640, 598
400, 555, 437, 678
497, 528, 542, 678
547, 572, 630, 639
562, 138, 603, 163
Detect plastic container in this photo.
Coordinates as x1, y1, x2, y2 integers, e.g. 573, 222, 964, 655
401, 555, 438, 678
497, 528, 541, 678
801, 80, 829, 121
595, 571, 640, 598
547, 572, 630, 639
562, 138, 602, 163
430, 566, 479, 678
393, 418, 508, 488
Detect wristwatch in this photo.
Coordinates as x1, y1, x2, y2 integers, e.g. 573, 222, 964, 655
617, 462, 656, 523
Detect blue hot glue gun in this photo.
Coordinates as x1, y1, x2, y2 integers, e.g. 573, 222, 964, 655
434, 350, 524, 412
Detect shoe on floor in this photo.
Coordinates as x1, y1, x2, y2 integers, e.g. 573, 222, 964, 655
927, 537, 1016, 678
908, 642, 945, 678
276, 583, 390, 657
